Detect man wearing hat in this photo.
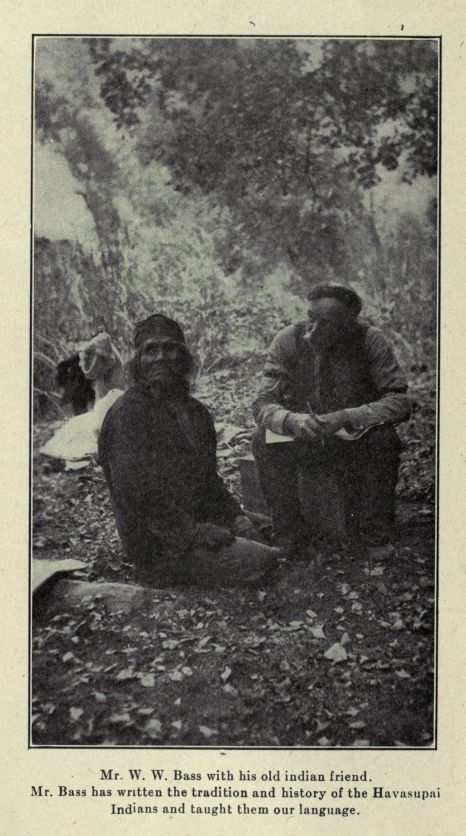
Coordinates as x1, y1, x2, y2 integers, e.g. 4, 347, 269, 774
252, 284, 411, 558
98, 314, 279, 588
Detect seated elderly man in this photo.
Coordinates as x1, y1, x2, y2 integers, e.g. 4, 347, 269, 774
252, 284, 411, 559
98, 314, 279, 588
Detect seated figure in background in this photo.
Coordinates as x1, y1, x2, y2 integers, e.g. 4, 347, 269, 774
56, 355, 95, 415
98, 314, 279, 589
252, 284, 411, 559
41, 332, 124, 464
77, 331, 125, 426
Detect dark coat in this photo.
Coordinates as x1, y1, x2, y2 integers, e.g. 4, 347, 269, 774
98, 382, 241, 581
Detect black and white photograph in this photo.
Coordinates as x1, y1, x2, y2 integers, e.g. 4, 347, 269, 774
31, 35, 438, 748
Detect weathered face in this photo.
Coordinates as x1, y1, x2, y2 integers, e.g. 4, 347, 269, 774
139, 337, 184, 383
306, 298, 356, 344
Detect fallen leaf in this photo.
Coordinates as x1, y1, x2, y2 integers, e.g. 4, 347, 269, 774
220, 666, 232, 682
310, 624, 326, 639
69, 707, 83, 721
162, 639, 181, 650
62, 652, 75, 663
146, 718, 162, 738
349, 720, 366, 730
169, 670, 184, 682
346, 707, 359, 717
109, 712, 132, 725
94, 692, 106, 703
324, 643, 348, 663
115, 668, 135, 681
199, 725, 218, 739
140, 673, 156, 688
390, 614, 404, 630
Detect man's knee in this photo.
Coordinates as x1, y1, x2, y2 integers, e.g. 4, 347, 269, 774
252, 425, 298, 468
360, 425, 402, 460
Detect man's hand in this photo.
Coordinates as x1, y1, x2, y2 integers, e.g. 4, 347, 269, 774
193, 522, 235, 550
231, 514, 263, 543
313, 410, 348, 437
283, 412, 321, 440
231, 514, 254, 535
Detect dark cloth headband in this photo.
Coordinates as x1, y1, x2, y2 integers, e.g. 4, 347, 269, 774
133, 314, 186, 349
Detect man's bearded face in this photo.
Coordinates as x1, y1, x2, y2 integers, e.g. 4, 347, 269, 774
306, 298, 357, 345
139, 338, 185, 384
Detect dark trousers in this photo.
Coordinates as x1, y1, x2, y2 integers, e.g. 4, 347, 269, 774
252, 425, 401, 546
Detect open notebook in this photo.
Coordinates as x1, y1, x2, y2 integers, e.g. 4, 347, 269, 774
265, 424, 380, 444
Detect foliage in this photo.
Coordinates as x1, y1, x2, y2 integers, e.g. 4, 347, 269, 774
34, 40, 437, 405
86, 37, 437, 274
34, 39, 437, 404
89, 38, 438, 187
315, 40, 438, 184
